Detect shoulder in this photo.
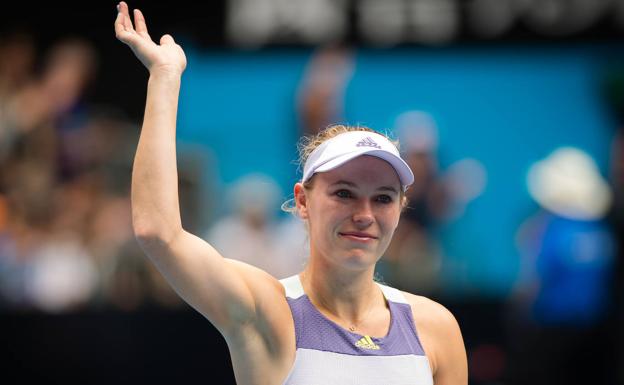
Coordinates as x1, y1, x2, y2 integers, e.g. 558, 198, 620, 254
402, 292, 461, 350
401, 291, 467, 382
223, 259, 295, 352
402, 292, 458, 330
225, 258, 288, 305
222, 261, 297, 383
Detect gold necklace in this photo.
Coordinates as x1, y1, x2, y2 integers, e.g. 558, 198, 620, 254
312, 284, 377, 332
346, 299, 376, 332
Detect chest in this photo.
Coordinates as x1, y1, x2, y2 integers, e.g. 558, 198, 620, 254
275, 276, 435, 384
281, 296, 432, 384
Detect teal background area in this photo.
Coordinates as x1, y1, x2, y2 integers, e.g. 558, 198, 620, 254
177, 44, 618, 298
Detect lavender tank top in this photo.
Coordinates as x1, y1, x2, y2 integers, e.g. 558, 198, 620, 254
280, 275, 433, 385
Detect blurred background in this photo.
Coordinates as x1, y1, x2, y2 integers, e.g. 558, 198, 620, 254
1, 1, 623, 384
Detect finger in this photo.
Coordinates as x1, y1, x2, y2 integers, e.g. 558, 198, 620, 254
117, 2, 130, 20
160, 34, 175, 45
133, 9, 151, 38
115, 10, 130, 40
115, 12, 138, 44
118, 2, 135, 33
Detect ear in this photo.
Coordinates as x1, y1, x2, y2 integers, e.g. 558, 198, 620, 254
400, 195, 408, 211
294, 183, 309, 219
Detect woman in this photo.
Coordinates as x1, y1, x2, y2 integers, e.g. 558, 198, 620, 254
114, 2, 467, 384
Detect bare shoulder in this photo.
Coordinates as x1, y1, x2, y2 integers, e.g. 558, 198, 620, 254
223, 258, 293, 340
225, 258, 286, 297
222, 260, 297, 383
401, 292, 459, 331
224, 259, 291, 331
401, 291, 468, 384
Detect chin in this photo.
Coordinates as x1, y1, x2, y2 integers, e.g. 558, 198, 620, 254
339, 250, 378, 270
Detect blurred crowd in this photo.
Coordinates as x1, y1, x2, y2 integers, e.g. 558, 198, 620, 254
0, 32, 183, 312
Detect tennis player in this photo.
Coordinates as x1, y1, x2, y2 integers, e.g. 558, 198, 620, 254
115, 2, 467, 384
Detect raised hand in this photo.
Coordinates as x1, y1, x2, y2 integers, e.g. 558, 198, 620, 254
114, 1, 186, 76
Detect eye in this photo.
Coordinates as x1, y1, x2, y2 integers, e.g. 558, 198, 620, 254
376, 195, 393, 204
335, 189, 352, 199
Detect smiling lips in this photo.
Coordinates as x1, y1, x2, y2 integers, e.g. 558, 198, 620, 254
339, 232, 378, 242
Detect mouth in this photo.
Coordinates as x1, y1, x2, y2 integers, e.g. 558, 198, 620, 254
339, 232, 378, 242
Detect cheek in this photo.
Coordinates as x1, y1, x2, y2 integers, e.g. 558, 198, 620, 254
310, 198, 347, 221
383, 207, 402, 232
309, 209, 340, 234
307, 205, 348, 244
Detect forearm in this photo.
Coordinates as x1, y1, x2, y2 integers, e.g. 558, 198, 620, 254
132, 71, 183, 245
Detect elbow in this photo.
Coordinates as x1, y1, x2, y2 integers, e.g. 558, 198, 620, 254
134, 229, 166, 250
133, 218, 182, 253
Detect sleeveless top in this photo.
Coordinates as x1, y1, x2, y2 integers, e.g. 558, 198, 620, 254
279, 275, 433, 385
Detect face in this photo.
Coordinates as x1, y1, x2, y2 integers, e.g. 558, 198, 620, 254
295, 155, 403, 271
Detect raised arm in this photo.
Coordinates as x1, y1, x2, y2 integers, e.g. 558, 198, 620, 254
114, 2, 282, 335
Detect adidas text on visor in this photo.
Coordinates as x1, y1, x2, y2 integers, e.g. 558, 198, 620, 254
302, 131, 415, 191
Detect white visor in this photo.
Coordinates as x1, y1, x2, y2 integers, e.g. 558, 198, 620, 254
302, 131, 414, 191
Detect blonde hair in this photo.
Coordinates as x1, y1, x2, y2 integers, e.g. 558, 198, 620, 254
282, 124, 406, 214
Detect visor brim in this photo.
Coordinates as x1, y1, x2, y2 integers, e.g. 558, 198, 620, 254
314, 149, 414, 189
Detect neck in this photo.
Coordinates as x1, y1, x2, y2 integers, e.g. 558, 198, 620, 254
301, 252, 383, 324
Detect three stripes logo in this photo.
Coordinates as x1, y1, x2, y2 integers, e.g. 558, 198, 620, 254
355, 335, 380, 350
356, 137, 382, 149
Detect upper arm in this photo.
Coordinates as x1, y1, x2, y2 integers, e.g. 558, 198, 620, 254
407, 294, 468, 385
430, 306, 468, 385
139, 229, 284, 335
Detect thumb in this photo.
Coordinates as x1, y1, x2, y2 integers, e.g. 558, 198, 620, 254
160, 34, 175, 45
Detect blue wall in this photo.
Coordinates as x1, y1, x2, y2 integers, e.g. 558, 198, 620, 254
177, 44, 618, 298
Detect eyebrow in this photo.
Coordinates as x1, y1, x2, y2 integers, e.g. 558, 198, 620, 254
330, 180, 399, 194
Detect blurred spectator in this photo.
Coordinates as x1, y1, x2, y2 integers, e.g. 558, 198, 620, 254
379, 110, 486, 297
506, 147, 616, 385
296, 44, 354, 136
205, 173, 306, 279
1, 37, 96, 179
272, 213, 308, 277
43, 37, 98, 181
0, 31, 34, 99
0, 31, 35, 162
603, 63, 624, 384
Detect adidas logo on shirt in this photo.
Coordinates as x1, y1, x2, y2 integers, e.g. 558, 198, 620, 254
355, 335, 380, 350
356, 137, 382, 149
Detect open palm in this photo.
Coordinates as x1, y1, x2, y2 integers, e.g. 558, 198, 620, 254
114, 1, 186, 76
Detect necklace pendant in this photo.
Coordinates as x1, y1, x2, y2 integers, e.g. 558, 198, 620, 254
349, 326, 356, 332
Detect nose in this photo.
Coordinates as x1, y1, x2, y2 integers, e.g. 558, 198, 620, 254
352, 200, 374, 227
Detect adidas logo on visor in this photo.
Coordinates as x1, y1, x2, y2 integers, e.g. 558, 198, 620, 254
356, 137, 382, 149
